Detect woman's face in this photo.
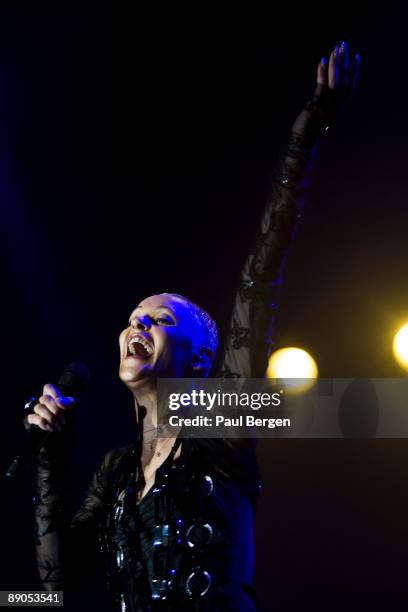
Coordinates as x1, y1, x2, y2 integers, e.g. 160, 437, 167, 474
119, 294, 201, 391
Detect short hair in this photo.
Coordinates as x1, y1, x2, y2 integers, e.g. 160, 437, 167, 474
161, 293, 218, 359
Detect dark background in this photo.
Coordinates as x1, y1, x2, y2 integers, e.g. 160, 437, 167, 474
1, 4, 408, 610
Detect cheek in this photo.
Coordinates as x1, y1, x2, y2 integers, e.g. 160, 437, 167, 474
160, 329, 191, 361
156, 329, 191, 361
119, 330, 127, 352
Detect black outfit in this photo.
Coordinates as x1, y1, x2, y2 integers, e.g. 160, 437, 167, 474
31, 99, 327, 611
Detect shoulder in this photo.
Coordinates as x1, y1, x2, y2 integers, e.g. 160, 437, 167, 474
100, 443, 135, 470
89, 444, 136, 500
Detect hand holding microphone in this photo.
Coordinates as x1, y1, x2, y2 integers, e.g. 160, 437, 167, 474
5, 362, 90, 481
26, 383, 75, 433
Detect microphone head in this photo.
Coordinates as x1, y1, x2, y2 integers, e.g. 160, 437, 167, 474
57, 362, 90, 397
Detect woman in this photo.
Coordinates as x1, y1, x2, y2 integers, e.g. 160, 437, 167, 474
27, 42, 360, 611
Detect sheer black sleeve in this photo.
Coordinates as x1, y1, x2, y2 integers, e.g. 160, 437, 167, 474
32, 438, 116, 591
217, 107, 326, 379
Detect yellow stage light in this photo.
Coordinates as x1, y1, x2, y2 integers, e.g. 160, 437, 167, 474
393, 323, 408, 370
266, 347, 318, 393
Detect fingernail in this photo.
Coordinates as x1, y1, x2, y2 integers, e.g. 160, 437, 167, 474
321, 56, 326, 65
341, 41, 346, 47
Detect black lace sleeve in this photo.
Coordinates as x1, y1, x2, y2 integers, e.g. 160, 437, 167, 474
217, 109, 324, 379
32, 440, 115, 591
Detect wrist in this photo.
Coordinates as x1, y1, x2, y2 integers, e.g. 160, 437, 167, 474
292, 85, 336, 144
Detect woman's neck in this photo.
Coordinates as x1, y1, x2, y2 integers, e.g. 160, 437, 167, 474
133, 389, 175, 464
133, 389, 158, 434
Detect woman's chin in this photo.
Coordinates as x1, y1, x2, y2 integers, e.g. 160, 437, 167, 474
119, 361, 156, 388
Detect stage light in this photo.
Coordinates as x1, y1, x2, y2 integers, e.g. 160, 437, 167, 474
266, 347, 318, 393
393, 323, 408, 370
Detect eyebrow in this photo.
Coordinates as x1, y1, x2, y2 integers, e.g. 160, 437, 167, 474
135, 304, 175, 314
158, 304, 176, 314
135, 304, 173, 312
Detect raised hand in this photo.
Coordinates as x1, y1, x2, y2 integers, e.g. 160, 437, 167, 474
293, 40, 361, 137
317, 41, 360, 104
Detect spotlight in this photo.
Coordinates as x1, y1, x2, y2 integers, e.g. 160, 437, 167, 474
266, 347, 318, 393
393, 323, 408, 370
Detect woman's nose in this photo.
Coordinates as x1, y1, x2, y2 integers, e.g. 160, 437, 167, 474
131, 316, 151, 331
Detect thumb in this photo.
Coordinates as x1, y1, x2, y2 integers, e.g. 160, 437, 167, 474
55, 396, 76, 410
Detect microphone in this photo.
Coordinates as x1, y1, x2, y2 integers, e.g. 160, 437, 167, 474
4, 362, 90, 482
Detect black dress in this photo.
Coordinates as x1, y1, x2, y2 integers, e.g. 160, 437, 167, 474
31, 106, 324, 611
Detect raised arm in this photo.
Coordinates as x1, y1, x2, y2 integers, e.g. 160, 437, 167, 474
218, 41, 360, 378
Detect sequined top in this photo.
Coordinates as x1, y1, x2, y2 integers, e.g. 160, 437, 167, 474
31, 101, 325, 611
90, 437, 260, 611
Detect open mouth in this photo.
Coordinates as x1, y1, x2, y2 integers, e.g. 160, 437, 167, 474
127, 334, 154, 360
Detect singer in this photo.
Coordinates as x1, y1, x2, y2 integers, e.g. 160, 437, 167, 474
26, 43, 359, 611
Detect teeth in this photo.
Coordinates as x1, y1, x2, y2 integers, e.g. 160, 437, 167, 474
128, 335, 153, 356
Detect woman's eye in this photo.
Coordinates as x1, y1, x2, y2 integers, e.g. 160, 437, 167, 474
155, 317, 171, 324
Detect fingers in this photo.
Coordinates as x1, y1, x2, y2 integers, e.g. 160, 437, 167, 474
339, 41, 349, 86
43, 383, 60, 401
57, 396, 76, 410
27, 409, 61, 432
314, 42, 354, 95
317, 57, 327, 86
328, 47, 338, 90
327, 51, 333, 88
25, 383, 76, 433
324, 41, 360, 95
26, 384, 75, 432
43, 383, 75, 410
39, 394, 61, 416
26, 413, 51, 431
36, 399, 64, 430
312, 40, 360, 121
